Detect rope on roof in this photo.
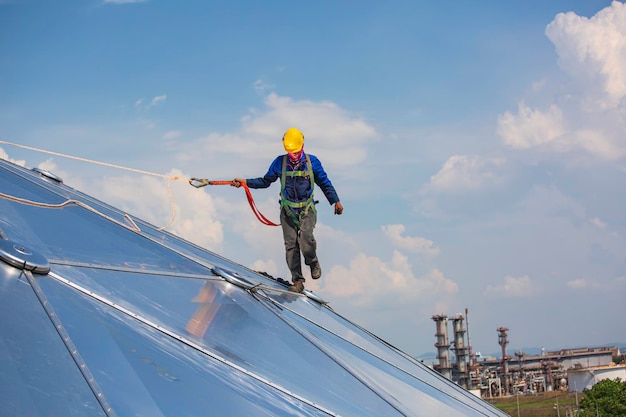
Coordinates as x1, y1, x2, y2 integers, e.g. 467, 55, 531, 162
0, 140, 278, 229
0, 140, 189, 180
0, 140, 189, 230
0, 191, 142, 233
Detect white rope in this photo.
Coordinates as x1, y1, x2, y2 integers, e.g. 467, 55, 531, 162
0, 191, 142, 232
0, 140, 189, 180
0, 140, 190, 231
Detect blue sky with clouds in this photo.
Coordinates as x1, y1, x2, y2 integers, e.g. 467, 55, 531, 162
1, 0, 625, 359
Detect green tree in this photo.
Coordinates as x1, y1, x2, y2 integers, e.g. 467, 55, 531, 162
579, 378, 626, 417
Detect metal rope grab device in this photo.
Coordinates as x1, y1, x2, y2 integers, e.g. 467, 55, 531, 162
189, 178, 280, 227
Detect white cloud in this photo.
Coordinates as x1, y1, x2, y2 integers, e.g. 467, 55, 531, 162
498, 3, 626, 161
230, 194, 284, 260
253, 79, 275, 94
250, 259, 279, 277
150, 95, 167, 106
426, 155, 506, 193
256, 94, 377, 153
484, 275, 536, 298
95, 170, 224, 250
567, 278, 590, 289
568, 275, 625, 291
546, 1, 626, 109
569, 128, 625, 160
590, 217, 607, 229
321, 250, 457, 306
134, 95, 167, 111
0, 147, 26, 166
498, 103, 565, 150
531, 78, 548, 93
382, 224, 440, 256
162, 131, 181, 140
178, 93, 378, 170
498, 103, 625, 160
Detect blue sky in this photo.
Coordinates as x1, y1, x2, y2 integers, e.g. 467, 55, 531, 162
1, 0, 625, 359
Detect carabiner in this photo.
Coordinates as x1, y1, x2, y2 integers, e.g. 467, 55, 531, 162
189, 178, 210, 188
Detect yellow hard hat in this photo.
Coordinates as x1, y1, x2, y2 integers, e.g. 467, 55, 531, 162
282, 128, 304, 153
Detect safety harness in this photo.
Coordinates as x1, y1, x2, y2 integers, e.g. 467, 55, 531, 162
280, 154, 316, 228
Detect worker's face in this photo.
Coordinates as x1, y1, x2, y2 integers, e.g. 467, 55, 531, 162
288, 149, 303, 163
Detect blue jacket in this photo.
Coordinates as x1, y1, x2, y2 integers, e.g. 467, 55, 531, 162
246, 153, 340, 208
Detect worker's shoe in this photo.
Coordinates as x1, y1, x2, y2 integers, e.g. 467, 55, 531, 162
288, 280, 305, 293
310, 261, 322, 280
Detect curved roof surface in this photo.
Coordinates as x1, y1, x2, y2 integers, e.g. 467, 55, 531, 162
0, 158, 507, 416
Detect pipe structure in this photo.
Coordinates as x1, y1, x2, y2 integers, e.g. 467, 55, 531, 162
432, 314, 452, 380
464, 308, 474, 389
497, 327, 510, 394
452, 314, 469, 388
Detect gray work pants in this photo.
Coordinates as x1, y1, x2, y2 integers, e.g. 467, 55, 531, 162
280, 207, 317, 282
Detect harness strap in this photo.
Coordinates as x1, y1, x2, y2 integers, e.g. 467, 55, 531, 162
280, 154, 316, 228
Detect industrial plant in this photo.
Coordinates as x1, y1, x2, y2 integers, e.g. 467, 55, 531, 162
430, 310, 624, 399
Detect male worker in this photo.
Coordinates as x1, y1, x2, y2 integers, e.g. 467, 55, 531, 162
231, 127, 343, 293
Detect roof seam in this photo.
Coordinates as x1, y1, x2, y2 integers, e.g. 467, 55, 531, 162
23, 270, 116, 416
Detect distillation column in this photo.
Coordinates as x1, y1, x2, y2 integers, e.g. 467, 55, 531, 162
465, 308, 475, 389
452, 314, 469, 388
497, 327, 510, 395
432, 314, 452, 380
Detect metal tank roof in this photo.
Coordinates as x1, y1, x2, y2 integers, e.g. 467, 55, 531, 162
0, 157, 508, 417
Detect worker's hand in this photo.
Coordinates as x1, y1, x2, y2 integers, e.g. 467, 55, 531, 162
231, 178, 246, 188
334, 201, 343, 215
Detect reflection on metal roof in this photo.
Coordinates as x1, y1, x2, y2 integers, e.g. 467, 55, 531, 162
0, 157, 508, 416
